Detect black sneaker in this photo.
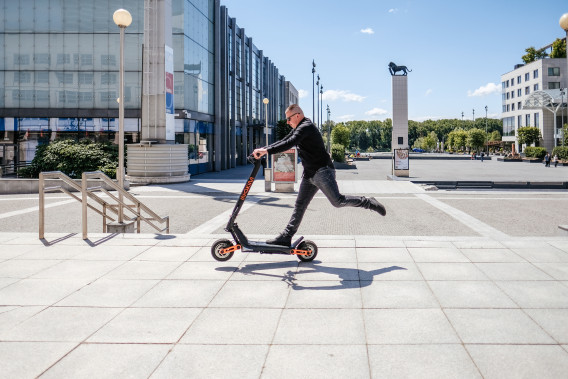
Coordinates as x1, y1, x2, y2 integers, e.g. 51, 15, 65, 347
266, 234, 292, 247
368, 197, 386, 216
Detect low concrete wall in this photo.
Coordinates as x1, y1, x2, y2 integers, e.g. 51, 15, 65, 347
0, 178, 130, 195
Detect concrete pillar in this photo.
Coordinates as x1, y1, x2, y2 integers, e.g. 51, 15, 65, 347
391, 75, 409, 177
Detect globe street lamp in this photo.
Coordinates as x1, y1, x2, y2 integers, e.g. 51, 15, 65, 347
113, 8, 132, 223
263, 98, 269, 146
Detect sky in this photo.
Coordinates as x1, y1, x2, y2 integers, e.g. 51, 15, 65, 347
220, 0, 568, 123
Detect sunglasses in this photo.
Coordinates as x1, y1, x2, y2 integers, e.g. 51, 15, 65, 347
286, 113, 299, 121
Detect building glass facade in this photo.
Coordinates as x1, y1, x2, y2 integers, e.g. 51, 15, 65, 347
0, 0, 297, 176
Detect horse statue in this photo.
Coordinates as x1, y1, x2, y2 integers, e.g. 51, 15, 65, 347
388, 62, 412, 76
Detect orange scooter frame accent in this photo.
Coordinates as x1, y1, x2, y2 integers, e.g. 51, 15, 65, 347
220, 245, 241, 255
291, 248, 312, 256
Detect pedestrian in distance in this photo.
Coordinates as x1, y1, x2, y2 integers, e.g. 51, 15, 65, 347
544, 153, 551, 167
252, 104, 386, 247
553, 154, 559, 168
480, 151, 484, 162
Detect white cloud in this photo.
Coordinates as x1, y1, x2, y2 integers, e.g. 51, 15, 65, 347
468, 83, 500, 97
338, 114, 355, 121
360, 28, 374, 34
322, 90, 365, 102
298, 89, 308, 98
365, 108, 388, 117
388, 8, 398, 13
425, 89, 433, 96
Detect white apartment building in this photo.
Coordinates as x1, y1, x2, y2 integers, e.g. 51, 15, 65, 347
501, 58, 567, 152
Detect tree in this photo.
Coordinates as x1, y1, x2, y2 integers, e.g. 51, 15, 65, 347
466, 128, 486, 152
550, 38, 567, 59
18, 139, 118, 179
517, 126, 541, 147
275, 119, 292, 140
489, 130, 502, 141
447, 128, 468, 151
522, 46, 548, 63
331, 124, 350, 147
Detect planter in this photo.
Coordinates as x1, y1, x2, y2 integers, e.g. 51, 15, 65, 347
522, 158, 543, 163
496, 157, 522, 162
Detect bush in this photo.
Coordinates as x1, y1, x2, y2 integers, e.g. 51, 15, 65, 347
331, 144, 345, 163
552, 146, 568, 160
18, 139, 119, 179
524, 146, 547, 159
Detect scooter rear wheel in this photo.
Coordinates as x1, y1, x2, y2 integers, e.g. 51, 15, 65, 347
297, 240, 317, 262
211, 239, 234, 261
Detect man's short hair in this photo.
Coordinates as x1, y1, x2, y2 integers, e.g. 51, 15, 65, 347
285, 104, 303, 115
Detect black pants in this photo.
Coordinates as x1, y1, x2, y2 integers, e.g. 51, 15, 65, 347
282, 166, 373, 237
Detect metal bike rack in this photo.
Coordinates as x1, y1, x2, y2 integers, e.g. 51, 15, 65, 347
39, 171, 169, 240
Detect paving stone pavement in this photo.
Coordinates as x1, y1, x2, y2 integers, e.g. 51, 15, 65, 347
1, 158, 568, 378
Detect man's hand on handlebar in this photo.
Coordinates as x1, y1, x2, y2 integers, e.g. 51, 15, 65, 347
252, 148, 268, 160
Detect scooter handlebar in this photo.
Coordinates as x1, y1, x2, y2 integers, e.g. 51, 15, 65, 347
247, 154, 266, 165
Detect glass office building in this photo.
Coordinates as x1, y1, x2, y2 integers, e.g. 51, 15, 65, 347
0, 0, 296, 176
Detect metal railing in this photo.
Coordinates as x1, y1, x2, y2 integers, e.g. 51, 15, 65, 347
39, 171, 169, 240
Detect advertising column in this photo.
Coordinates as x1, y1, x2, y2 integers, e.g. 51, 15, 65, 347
165, 45, 175, 141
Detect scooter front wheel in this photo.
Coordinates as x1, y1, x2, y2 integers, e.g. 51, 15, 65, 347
297, 240, 318, 262
211, 239, 235, 261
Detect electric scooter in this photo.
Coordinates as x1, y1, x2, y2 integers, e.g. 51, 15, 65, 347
211, 155, 318, 262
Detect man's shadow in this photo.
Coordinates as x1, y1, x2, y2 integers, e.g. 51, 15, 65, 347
216, 261, 407, 290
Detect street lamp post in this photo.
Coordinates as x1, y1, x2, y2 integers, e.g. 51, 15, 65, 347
485, 105, 488, 154
561, 89, 566, 146
263, 98, 269, 146
316, 75, 320, 128
472, 109, 475, 122
320, 84, 324, 132
326, 105, 331, 153
560, 13, 568, 146
113, 8, 132, 224
312, 60, 316, 122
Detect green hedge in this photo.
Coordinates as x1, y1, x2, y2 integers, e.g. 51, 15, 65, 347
18, 139, 118, 179
331, 143, 345, 163
552, 146, 568, 160
524, 146, 547, 159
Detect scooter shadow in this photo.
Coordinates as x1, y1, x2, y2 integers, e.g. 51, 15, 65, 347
216, 261, 407, 291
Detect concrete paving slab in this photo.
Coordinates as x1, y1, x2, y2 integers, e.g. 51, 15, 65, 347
364, 309, 460, 344
417, 262, 490, 281
273, 308, 366, 344
180, 307, 281, 344
87, 307, 201, 343
0, 341, 78, 379
533, 262, 568, 279
40, 343, 171, 379
263, 345, 370, 379
428, 280, 519, 308
55, 279, 159, 307
0, 306, 121, 342
360, 281, 439, 308
445, 308, 556, 344
466, 345, 568, 379
132, 279, 225, 308
368, 344, 482, 379
524, 309, 568, 344
356, 247, 413, 262
475, 262, 554, 280
495, 281, 568, 308
151, 345, 268, 379
407, 246, 470, 262
0, 278, 87, 306
459, 247, 526, 263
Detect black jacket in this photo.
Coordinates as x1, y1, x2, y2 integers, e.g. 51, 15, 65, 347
265, 117, 333, 178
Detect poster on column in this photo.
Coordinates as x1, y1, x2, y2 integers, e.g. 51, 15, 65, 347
272, 148, 297, 183
165, 45, 175, 141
